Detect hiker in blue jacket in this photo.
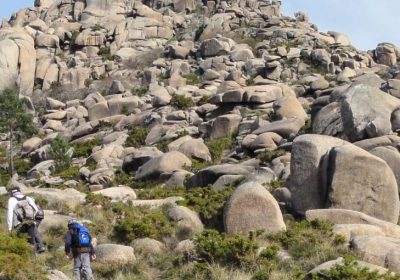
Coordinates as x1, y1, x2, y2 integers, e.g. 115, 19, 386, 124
65, 219, 96, 280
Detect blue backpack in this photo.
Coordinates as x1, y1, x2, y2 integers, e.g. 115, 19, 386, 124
72, 224, 91, 247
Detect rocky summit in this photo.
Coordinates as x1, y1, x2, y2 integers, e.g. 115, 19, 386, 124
1, 0, 400, 279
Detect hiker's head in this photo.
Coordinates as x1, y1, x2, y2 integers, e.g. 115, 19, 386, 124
67, 218, 79, 229
9, 187, 21, 197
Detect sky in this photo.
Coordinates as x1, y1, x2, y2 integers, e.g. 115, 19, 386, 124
282, 0, 400, 51
1, 1, 399, 51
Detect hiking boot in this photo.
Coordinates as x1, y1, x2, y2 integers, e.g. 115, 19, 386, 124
37, 247, 46, 254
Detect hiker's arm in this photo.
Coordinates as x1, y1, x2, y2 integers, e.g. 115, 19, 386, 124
89, 235, 95, 255
65, 232, 72, 255
7, 198, 16, 231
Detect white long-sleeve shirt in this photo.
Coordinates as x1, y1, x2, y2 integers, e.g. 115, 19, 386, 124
7, 193, 39, 231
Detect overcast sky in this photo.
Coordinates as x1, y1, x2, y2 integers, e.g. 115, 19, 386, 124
1, 0, 399, 51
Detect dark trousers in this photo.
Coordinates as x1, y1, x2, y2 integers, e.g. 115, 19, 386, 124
17, 222, 44, 250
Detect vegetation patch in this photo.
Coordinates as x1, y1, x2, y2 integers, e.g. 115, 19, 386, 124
49, 136, 72, 173
0, 233, 47, 279
311, 256, 400, 280
113, 204, 176, 243
72, 138, 102, 158
137, 185, 185, 200
125, 126, 149, 148
205, 137, 235, 163
183, 73, 203, 85
256, 148, 286, 163
170, 95, 195, 110
179, 186, 235, 230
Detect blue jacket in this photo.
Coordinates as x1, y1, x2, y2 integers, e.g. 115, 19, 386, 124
64, 231, 95, 257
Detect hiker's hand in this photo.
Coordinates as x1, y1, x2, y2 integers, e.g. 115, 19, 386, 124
66, 254, 70, 259
91, 254, 96, 261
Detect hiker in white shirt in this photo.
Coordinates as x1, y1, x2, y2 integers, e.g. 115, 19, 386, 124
7, 187, 46, 253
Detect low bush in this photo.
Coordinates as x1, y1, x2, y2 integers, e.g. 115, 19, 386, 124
206, 137, 235, 162
311, 256, 400, 280
196, 96, 210, 106
267, 219, 350, 277
125, 126, 149, 148
256, 148, 286, 163
170, 95, 195, 110
137, 185, 185, 200
113, 205, 176, 243
54, 165, 80, 180
299, 118, 312, 134
183, 73, 203, 85
86, 192, 111, 207
72, 138, 102, 158
193, 229, 259, 267
14, 157, 34, 176
179, 186, 235, 230
131, 86, 148, 96
0, 233, 47, 279
48, 136, 72, 173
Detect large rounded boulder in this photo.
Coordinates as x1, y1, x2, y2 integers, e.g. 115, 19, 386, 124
286, 134, 348, 215
95, 244, 136, 265
223, 182, 286, 235
327, 144, 399, 223
135, 151, 191, 181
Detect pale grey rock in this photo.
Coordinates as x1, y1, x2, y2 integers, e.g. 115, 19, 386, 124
186, 164, 255, 188
133, 238, 166, 256
352, 235, 400, 272
224, 182, 286, 235
135, 151, 192, 181
93, 186, 137, 202
327, 144, 399, 223
95, 244, 136, 265
287, 134, 348, 215
169, 206, 204, 240
306, 209, 400, 240
210, 114, 241, 140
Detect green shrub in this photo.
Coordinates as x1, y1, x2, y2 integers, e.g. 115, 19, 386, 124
0, 233, 47, 279
299, 118, 312, 134
97, 120, 114, 131
92, 24, 104, 31
311, 256, 400, 280
54, 165, 80, 180
183, 73, 203, 85
113, 171, 133, 187
72, 138, 102, 158
98, 47, 113, 61
125, 126, 149, 148
49, 136, 72, 173
196, 95, 210, 106
137, 185, 185, 200
189, 158, 211, 173
157, 72, 168, 83
131, 86, 148, 96
267, 219, 350, 276
179, 186, 235, 229
193, 229, 259, 267
268, 180, 284, 191
170, 95, 195, 110
50, 81, 62, 90
256, 148, 286, 163
113, 206, 176, 243
14, 157, 34, 176
206, 137, 234, 162
86, 192, 111, 207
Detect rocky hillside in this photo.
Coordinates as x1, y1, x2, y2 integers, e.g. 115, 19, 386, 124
1, 0, 400, 279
